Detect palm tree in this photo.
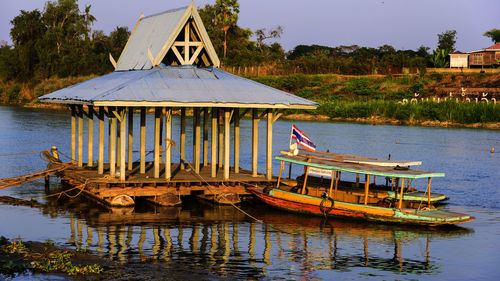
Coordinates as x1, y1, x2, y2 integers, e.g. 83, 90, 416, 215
84, 5, 96, 40
214, 0, 239, 58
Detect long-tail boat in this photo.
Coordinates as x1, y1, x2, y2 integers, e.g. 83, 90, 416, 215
248, 149, 474, 226
289, 149, 448, 204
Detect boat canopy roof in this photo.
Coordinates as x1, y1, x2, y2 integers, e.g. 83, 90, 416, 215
275, 154, 445, 179
297, 149, 422, 167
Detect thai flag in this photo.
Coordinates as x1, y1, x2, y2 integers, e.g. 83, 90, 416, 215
291, 125, 316, 151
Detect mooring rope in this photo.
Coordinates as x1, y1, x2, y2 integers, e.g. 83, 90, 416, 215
164, 138, 309, 236
29, 180, 88, 201
60, 179, 89, 199
56, 150, 72, 161
0, 148, 74, 191
0, 165, 70, 190
165, 139, 265, 220
0, 146, 323, 236
40, 150, 62, 163
416, 183, 430, 213
0, 151, 44, 157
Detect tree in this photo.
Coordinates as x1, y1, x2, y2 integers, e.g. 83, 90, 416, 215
41, 0, 86, 55
1, 0, 135, 82
287, 45, 333, 60
83, 5, 96, 40
198, 4, 222, 56
37, 0, 89, 77
109, 26, 130, 60
378, 44, 396, 55
483, 29, 500, 44
416, 45, 430, 57
9, 9, 46, 81
199, 4, 265, 66
437, 30, 457, 52
0, 45, 19, 80
430, 49, 449, 68
255, 26, 283, 53
266, 42, 285, 61
214, 0, 239, 58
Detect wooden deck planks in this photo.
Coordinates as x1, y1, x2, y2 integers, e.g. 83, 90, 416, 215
56, 162, 270, 197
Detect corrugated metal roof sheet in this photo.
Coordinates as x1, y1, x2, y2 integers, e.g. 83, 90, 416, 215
115, 7, 187, 71
38, 66, 318, 109
468, 43, 500, 53
486, 42, 500, 50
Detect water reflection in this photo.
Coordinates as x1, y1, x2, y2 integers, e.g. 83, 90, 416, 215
51, 195, 474, 279
255, 211, 471, 276
1, 106, 497, 279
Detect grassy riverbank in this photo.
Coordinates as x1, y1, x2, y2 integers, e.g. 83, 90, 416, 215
1, 72, 499, 127
252, 72, 500, 125
0, 236, 106, 278
0, 75, 98, 105
303, 100, 500, 124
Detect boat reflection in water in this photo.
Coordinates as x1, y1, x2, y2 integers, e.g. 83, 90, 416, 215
56, 196, 473, 279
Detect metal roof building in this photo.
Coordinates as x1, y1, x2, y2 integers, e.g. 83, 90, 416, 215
38, 2, 318, 187
39, 66, 317, 109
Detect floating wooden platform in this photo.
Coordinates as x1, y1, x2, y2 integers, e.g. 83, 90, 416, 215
50, 162, 274, 208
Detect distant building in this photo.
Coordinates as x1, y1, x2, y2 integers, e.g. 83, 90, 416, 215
467, 42, 500, 68
449, 51, 468, 68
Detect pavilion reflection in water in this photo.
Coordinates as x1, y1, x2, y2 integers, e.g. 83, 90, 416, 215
61, 197, 472, 278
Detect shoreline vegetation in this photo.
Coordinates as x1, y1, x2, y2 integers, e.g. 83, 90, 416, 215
1, 72, 499, 130
0, 237, 108, 278
1, 0, 498, 130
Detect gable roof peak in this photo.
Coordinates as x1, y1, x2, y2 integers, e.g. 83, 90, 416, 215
115, 2, 219, 71
141, 6, 188, 20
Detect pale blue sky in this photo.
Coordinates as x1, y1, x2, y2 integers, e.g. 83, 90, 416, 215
1, 0, 499, 52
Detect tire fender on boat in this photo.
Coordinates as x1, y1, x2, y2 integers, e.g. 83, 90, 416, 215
320, 193, 335, 214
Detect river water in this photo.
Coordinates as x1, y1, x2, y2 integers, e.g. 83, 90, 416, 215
0, 106, 499, 280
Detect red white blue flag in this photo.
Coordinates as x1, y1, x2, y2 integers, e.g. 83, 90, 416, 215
291, 125, 316, 151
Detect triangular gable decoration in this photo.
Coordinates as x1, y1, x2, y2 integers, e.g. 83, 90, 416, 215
115, 2, 220, 71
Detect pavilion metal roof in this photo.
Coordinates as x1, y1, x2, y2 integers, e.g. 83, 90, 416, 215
38, 66, 319, 109
38, 3, 317, 110
115, 7, 187, 71
114, 2, 220, 70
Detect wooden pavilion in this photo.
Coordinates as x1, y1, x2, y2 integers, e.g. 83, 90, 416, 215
39, 2, 317, 206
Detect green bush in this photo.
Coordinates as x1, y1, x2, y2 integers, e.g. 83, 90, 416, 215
418, 101, 441, 120
389, 90, 413, 100
311, 100, 500, 124
0, 236, 8, 245
7, 85, 21, 102
252, 73, 311, 92
278, 73, 309, 91
393, 104, 411, 120
396, 76, 412, 85
295, 88, 314, 99
342, 78, 379, 96
308, 75, 324, 87
409, 82, 426, 94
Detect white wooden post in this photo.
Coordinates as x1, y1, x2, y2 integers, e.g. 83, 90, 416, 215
98, 107, 104, 174
252, 109, 259, 177
140, 108, 146, 174
87, 106, 93, 167
165, 107, 172, 180
154, 107, 161, 178
224, 109, 230, 180
266, 110, 273, 180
